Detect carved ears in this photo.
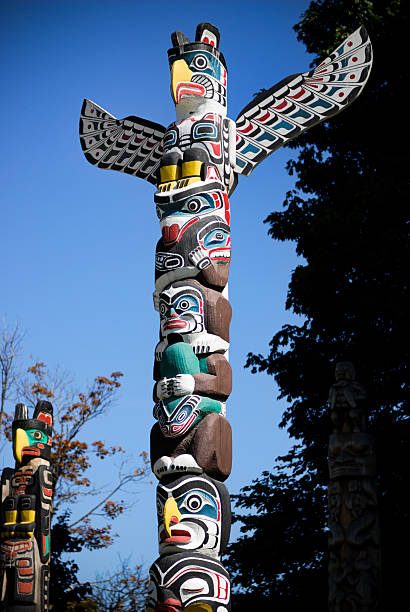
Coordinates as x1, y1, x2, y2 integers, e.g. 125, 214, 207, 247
195, 22, 220, 48
170, 23, 220, 49
33, 400, 53, 428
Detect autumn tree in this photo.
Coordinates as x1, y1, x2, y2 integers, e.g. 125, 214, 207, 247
225, 0, 409, 609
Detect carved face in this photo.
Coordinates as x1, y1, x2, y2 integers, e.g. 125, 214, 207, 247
328, 433, 376, 479
335, 361, 355, 381
147, 552, 231, 611
159, 284, 204, 337
12, 402, 53, 465
155, 216, 231, 290
156, 188, 230, 246
156, 474, 230, 558
158, 280, 231, 347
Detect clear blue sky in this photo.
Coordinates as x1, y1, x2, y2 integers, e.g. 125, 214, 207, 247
1, 0, 311, 582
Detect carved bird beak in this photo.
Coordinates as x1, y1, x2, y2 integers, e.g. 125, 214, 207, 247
171, 59, 193, 103
13, 428, 30, 463
163, 497, 181, 536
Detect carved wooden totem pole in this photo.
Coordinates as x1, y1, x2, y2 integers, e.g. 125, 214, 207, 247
1, 401, 54, 612
79, 23, 372, 611
328, 363, 381, 611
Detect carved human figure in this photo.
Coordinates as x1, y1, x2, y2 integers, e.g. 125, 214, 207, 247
1, 401, 53, 612
329, 361, 368, 433
154, 279, 231, 360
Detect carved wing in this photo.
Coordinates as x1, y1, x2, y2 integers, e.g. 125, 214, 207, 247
235, 26, 372, 177
79, 99, 166, 185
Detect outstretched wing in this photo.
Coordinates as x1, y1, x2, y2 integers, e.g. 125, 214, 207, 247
79, 99, 166, 185
235, 26, 372, 177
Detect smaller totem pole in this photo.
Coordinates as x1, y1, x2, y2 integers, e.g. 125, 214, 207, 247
1, 401, 54, 612
327, 363, 381, 611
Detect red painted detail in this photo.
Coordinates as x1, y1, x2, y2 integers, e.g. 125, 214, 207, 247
164, 320, 187, 330
350, 74, 356, 79
352, 56, 358, 62
162, 224, 179, 244
348, 41, 353, 47
210, 142, 221, 156
37, 413, 52, 426
88, 140, 93, 145
37, 443, 44, 449
95, 152, 100, 157
22, 448, 40, 457
273, 99, 288, 110
160, 529, 191, 543
155, 600, 182, 612
122, 134, 130, 140
316, 68, 328, 74
237, 122, 254, 135
203, 36, 209, 43
289, 88, 306, 100
18, 581, 33, 594
216, 573, 229, 600
257, 110, 271, 122
146, 140, 155, 148
134, 135, 144, 143
206, 166, 221, 181
88, 124, 91, 129
17, 560, 30, 567
204, 113, 216, 120
338, 92, 345, 97
43, 487, 53, 497
176, 82, 206, 104
19, 568, 34, 576
223, 192, 231, 225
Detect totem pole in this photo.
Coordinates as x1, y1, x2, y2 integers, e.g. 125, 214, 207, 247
328, 362, 382, 611
1, 401, 54, 612
79, 23, 372, 610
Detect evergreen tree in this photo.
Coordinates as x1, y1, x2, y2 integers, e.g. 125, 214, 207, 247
226, 1, 409, 608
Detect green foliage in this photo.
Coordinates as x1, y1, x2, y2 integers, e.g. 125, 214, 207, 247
226, 0, 409, 608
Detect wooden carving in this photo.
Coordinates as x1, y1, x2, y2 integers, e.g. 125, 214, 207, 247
79, 21, 373, 611
1, 402, 54, 612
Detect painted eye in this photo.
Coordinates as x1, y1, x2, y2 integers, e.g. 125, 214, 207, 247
159, 302, 167, 316
156, 498, 164, 516
191, 54, 208, 70
185, 198, 201, 213
213, 231, 224, 241
33, 431, 43, 440
178, 299, 191, 311
180, 577, 208, 603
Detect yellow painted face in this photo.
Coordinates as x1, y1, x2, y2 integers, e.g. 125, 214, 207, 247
185, 604, 213, 611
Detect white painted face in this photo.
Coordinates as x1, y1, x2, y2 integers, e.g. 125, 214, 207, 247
148, 552, 231, 611
159, 284, 204, 337
157, 474, 227, 558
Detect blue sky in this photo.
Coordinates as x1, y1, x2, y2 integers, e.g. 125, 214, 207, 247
1, 0, 311, 582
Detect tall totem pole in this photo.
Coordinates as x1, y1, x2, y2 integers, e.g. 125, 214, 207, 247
1, 401, 54, 612
79, 23, 372, 611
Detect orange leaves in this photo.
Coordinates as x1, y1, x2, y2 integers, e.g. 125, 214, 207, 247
103, 500, 125, 519
71, 517, 116, 550
92, 440, 125, 459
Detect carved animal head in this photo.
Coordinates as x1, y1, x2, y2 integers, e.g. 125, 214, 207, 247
12, 401, 53, 465
168, 23, 227, 118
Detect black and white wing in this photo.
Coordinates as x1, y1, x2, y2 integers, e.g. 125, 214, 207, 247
235, 26, 372, 177
79, 99, 166, 185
